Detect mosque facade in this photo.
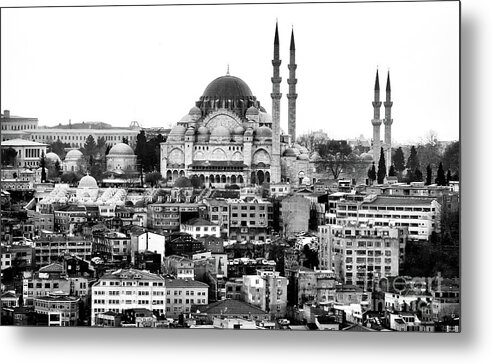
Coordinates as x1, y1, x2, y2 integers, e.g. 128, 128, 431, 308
160, 23, 319, 187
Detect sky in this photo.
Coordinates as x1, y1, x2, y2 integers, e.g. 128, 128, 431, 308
1, 1, 459, 144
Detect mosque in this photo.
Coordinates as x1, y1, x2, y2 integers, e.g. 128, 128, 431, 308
160, 23, 321, 187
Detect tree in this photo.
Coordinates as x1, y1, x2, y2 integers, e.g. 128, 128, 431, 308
190, 175, 202, 189
60, 172, 81, 185
135, 130, 147, 183
425, 164, 432, 185
446, 170, 452, 185
442, 141, 460, 175
367, 162, 376, 184
96, 137, 107, 156
435, 162, 446, 186
48, 139, 71, 159
406, 146, 420, 172
145, 171, 162, 187
122, 137, 129, 145
105, 145, 111, 155
377, 147, 386, 184
414, 168, 423, 182
316, 140, 356, 179
82, 134, 97, 156
393, 147, 406, 174
40, 152, 47, 182
388, 165, 396, 177
1, 147, 17, 166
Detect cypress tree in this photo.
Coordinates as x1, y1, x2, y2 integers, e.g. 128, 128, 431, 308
40, 151, 46, 182
388, 165, 396, 177
377, 147, 386, 184
446, 169, 452, 185
435, 162, 446, 186
414, 168, 423, 182
425, 164, 432, 185
368, 162, 377, 184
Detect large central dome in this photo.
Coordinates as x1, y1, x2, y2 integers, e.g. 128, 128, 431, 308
202, 75, 253, 99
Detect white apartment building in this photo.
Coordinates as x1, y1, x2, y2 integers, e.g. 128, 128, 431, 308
91, 269, 166, 326
318, 224, 407, 290
165, 278, 209, 319
180, 218, 220, 240
335, 194, 441, 241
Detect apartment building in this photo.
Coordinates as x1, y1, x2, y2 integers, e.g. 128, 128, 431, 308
165, 278, 209, 319
35, 236, 92, 265
180, 218, 220, 240
228, 199, 273, 242
147, 202, 207, 233
318, 223, 407, 290
91, 268, 166, 326
336, 194, 441, 241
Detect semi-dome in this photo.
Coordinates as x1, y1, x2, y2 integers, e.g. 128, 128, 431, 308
108, 143, 135, 156
297, 153, 309, 161
78, 175, 98, 189
168, 124, 187, 141
210, 125, 231, 139
65, 149, 83, 160
189, 106, 202, 116
255, 126, 272, 139
246, 106, 259, 115
283, 148, 298, 157
202, 75, 253, 99
233, 125, 245, 135
45, 152, 61, 163
197, 126, 209, 135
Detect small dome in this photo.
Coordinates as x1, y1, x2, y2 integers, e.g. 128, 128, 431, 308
65, 149, 83, 160
189, 106, 202, 116
78, 175, 98, 189
174, 176, 192, 188
255, 126, 272, 139
310, 151, 321, 161
244, 127, 254, 135
108, 143, 134, 156
283, 148, 298, 157
360, 152, 373, 161
233, 125, 245, 135
299, 146, 309, 154
197, 126, 209, 135
246, 106, 259, 115
45, 152, 61, 163
180, 114, 192, 122
210, 125, 231, 139
169, 124, 186, 136
297, 153, 309, 161
185, 127, 195, 135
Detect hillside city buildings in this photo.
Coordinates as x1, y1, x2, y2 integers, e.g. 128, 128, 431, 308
0, 22, 459, 331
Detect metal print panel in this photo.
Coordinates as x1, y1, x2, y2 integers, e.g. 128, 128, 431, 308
0, 0, 460, 332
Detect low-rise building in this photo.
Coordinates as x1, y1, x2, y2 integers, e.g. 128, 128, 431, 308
228, 198, 272, 242
163, 255, 195, 279
165, 278, 208, 319
180, 218, 220, 240
33, 294, 80, 326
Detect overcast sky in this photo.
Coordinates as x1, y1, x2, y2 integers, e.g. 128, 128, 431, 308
1, 1, 459, 144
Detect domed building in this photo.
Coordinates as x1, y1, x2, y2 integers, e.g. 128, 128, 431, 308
76, 174, 99, 201
45, 152, 61, 165
160, 71, 279, 186
64, 149, 83, 172
106, 143, 137, 172
160, 24, 315, 187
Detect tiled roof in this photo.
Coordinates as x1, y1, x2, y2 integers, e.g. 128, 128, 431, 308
39, 263, 64, 273
182, 217, 217, 226
100, 268, 165, 281
192, 299, 267, 315
165, 278, 208, 288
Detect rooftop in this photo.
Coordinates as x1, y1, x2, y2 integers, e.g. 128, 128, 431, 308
165, 278, 209, 288
192, 298, 267, 316
183, 217, 218, 227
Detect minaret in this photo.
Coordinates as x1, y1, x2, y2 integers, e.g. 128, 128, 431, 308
371, 69, 382, 162
270, 21, 282, 183
287, 27, 298, 144
383, 70, 393, 169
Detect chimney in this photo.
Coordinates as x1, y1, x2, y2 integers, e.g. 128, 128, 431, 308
4, 110, 10, 118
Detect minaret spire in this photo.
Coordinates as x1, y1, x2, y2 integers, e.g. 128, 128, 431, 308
287, 27, 298, 143
270, 20, 282, 183
371, 68, 382, 165
383, 70, 393, 169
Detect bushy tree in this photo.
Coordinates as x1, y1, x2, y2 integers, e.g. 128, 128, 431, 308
446, 170, 452, 185
1, 147, 17, 166
442, 141, 460, 175
48, 139, 71, 159
316, 140, 356, 179
388, 165, 396, 177
145, 171, 162, 187
60, 172, 81, 185
414, 168, 423, 182
377, 147, 386, 184
82, 134, 97, 156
